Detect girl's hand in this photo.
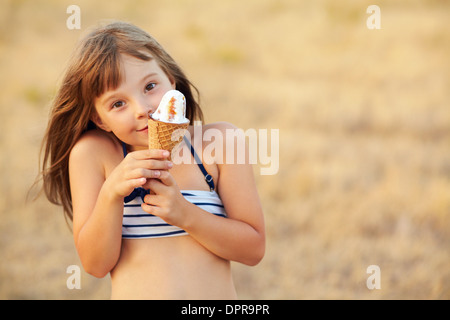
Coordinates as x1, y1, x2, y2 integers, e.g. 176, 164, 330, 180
105, 149, 173, 200
142, 170, 187, 227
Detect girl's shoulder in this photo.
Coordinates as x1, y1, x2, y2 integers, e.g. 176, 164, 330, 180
69, 129, 122, 165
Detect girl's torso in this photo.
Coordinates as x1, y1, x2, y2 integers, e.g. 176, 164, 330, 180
111, 235, 236, 299
98, 126, 237, 299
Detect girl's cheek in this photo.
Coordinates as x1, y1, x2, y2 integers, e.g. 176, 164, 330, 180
149, 96, 162, 113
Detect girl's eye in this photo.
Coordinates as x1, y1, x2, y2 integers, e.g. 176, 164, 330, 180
145, 83, 156, 92
112, 100, 125, 109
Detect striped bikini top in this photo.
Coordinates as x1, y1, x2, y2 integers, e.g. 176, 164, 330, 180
121, 137, 227, 239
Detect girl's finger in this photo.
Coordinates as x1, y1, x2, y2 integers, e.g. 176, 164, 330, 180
129, 177, 147, 189
126, 168, 161, 180
141, 202, 161, 216
146, 178, 165, 194
143, 193, 159, 206
157, 170, 176, 187
140, 159, 173, 170
128, 149, 170, 160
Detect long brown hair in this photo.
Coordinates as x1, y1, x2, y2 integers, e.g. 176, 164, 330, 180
40, 21, 203, 222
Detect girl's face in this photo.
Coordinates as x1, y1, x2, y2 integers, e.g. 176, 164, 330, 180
93, 53, 175, 151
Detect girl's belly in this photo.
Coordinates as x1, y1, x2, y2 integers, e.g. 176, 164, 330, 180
110, 235, 237, 299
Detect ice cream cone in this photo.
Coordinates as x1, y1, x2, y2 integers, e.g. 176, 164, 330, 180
148, 117, 189, 159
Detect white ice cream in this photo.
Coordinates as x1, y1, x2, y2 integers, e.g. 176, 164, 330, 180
151, 90, 189, 123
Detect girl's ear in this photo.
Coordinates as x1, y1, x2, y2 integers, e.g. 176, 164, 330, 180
169, 75, 176, 89
91, 112, 111, 132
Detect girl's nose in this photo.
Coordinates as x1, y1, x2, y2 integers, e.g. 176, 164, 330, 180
134, 99, 153, 118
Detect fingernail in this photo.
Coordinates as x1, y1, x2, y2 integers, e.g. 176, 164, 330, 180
163, 151, 170, 157
167, 161, 173, 168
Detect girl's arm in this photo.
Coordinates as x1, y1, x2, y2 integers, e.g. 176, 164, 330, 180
143, 122, 265, 266
69, 133, 123, 277
69, 131, 170, 277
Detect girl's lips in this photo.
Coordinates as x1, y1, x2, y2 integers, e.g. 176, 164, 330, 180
137, 125, 148, 132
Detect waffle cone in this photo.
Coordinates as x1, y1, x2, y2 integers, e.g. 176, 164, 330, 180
148, 117, 189, 159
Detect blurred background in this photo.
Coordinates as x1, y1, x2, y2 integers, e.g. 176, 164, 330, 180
0, 0, 449, 299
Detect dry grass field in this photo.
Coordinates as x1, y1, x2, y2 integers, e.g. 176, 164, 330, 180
0, 0, 449, 299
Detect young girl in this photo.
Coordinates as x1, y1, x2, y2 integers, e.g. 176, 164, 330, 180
40, 21, 265, 299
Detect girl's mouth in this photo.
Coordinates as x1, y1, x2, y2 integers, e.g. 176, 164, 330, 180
137, 125, 148, 132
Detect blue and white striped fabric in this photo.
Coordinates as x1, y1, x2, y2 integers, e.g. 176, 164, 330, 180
122, 190, 227, 239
